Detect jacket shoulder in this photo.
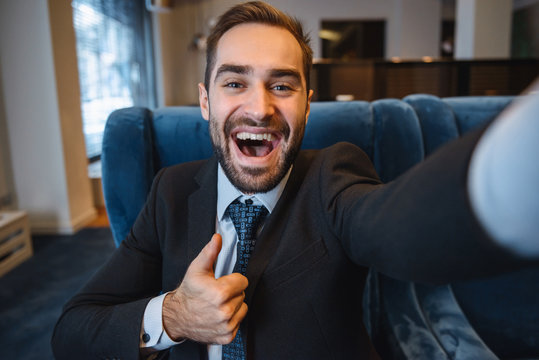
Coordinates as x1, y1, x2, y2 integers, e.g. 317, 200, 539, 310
156, 158, 213, 191
297, 142, 378, 179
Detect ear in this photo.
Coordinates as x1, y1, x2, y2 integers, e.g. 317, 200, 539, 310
305, 89, 314, 125
198, 83, 209, 121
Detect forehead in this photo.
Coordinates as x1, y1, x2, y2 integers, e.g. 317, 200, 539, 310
213, 23, 304, 80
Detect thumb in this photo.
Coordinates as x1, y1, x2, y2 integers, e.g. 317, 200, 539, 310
189, 233, 222, 275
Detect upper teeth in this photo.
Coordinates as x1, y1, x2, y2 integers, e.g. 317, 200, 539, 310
236, 132, 273, 141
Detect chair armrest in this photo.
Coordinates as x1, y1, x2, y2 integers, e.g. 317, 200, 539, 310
366, 273, 497, 360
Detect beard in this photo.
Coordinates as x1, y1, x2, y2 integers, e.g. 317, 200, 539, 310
209, 111, 305, 194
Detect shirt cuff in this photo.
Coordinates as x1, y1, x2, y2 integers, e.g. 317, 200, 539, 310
140, 292, 185, 350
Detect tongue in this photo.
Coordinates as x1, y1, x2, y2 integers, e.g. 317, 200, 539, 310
240, 140, 272, 157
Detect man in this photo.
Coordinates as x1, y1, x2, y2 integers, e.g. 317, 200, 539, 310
52, 2, 538, 359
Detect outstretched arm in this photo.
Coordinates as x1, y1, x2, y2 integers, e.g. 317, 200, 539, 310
468, 83, 539, 257
328, 86, 539, 284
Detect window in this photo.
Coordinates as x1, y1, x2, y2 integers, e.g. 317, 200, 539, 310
72, 0, 155, 161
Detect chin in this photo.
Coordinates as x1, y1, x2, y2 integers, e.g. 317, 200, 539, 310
227, 162, 286, 194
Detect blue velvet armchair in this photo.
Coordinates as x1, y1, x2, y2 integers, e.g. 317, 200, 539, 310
101, 95, 539, 359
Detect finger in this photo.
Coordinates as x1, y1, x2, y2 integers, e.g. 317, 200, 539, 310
218, 272, 249, 293
211, 283, 246, 307
230, 302, 248, 328
229, 291, 246, 315
189, 234, 222, 275
218, 302, 248, 345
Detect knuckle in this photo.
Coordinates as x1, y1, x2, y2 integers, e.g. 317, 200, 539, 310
232, 273, 248, 287
225, 321, 238, 335
222, 332, 236, 344
216, 333, 234, 345
213, 287, 229, 304
216, 337, 228, 345
219, 305, 234, 320
225, 273, 247, 288
237, 302, 247, 317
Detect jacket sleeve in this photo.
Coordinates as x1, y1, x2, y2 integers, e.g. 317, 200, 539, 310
321, 129, 533, 284
51, 169, 167, 360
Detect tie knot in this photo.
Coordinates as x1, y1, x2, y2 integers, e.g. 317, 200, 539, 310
226, 199, 268, 238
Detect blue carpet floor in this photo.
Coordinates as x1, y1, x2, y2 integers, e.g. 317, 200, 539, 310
0, 227, 115, 359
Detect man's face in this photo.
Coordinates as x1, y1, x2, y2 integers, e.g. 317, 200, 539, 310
199, 23, 313, 194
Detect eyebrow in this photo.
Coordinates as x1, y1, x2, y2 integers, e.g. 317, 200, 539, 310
214, 64, 303, 84
214, 64, 253, 82
269, 69, 302, 84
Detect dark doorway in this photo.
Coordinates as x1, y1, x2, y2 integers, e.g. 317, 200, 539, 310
321, 20, 385, 60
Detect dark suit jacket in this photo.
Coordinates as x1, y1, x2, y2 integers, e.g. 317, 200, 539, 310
52, 131, 522, 360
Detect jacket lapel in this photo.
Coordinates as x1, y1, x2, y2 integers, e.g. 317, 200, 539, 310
187, 157, 218, 265
244, 154, 310, 304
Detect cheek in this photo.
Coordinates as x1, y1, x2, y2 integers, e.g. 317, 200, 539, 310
208, 105, 227, 132
210, 99, 238, 129
287, 109, 308, 134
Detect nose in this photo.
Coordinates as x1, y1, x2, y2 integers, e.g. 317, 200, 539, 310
244, 84, 274, 122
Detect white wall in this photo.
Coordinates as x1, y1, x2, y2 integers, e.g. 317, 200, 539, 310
455, 0, 512, 59
48, 0, 97, 231
391, 0, 441, 59
0, 140, 8, 203
0, 0, 96, 233
155, 0, 443, 105
473, 0, 512, 58
0, 73, 11, 205
454, 0, 476, 58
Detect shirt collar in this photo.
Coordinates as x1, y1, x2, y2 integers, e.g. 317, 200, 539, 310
217, 164, 292, 221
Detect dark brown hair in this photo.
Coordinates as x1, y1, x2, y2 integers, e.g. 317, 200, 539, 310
204, 1, 312, 92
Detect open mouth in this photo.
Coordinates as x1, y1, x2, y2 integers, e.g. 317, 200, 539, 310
233, 131, 279, 157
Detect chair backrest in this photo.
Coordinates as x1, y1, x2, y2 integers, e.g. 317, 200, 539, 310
102, 94, 512, 247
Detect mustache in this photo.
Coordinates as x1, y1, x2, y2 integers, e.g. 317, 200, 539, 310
224, 115, 291, 141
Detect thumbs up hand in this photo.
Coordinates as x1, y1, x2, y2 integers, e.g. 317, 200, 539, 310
162, 234, 249, 344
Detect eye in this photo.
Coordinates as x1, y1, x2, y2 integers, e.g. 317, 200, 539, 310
272, 84, 292, 92
224, 82, 243, 89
